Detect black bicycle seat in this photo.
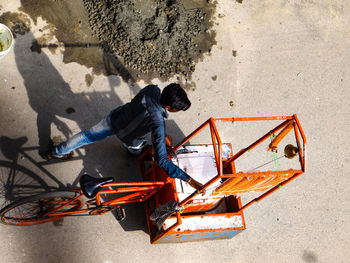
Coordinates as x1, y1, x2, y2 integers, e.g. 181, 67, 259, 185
80, 174, 114, 198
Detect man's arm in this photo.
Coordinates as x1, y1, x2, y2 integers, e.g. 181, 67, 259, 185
150, 113, 203, 191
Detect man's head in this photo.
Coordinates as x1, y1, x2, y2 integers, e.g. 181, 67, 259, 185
160, 83, 191, 112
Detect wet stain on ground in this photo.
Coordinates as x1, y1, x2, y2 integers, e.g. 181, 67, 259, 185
85, 73, 94, 87
0, 11, 31, 38
302, 250, 318, 263
30, 40, 42, 53
65, 107, 76, 114
19, 0, 114, 76
15, 0, 217, 81
31, 24, 59, 55
47, 43, 58, 54
173, 75, 197, 91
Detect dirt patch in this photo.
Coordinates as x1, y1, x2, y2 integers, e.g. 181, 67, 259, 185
0, 12, 31, 37
83, 0, 216, 78
85, 73, 94, 87
15, 0, 216, 82
19, 0, 111, 76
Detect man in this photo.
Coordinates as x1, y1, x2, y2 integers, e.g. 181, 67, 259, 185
45, 83, 203, 191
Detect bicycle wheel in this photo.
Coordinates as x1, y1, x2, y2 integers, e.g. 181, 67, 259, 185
0, 191, 83, 226
0, 161, 50, 209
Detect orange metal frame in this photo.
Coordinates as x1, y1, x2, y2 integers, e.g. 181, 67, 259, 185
45, 181, 165, 217
144, 114, 306, 242
174, 114, 306, 210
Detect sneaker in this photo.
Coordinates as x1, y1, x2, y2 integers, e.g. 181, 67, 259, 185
44, 149, 74, 160
127, 147, 144, 157
125, 141, 147, 157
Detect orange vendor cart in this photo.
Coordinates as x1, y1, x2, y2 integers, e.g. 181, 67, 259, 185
137, 114, 306, 244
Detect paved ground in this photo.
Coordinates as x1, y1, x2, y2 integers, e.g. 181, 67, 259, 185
0, 1, 349, 263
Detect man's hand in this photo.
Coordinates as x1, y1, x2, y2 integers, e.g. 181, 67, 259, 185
187, 177, 206, 195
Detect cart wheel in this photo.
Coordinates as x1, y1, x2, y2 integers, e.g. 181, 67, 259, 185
115, 206, 126, 221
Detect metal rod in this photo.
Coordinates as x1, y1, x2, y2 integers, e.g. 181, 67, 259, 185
223, 119, 291, 169
246, 155, 286, 173
214, 116, 293, 122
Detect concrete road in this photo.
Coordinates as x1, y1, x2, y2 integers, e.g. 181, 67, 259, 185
0, 0, 349, 262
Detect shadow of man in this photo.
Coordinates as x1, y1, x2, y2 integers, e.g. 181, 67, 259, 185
14, 30, 144, 182
14, 30, 129, 157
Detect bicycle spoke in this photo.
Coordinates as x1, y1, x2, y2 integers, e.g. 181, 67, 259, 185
0, 163, 48, 209
1, 193, 83, 225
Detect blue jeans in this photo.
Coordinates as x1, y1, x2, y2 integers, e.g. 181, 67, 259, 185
54, 112, 114, 157
54, 112, 146, 157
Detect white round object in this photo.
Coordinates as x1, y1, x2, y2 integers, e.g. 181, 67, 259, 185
0, 23, 14, 59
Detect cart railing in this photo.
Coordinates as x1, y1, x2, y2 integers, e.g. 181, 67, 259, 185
174, 115, 306, 208
140, 115, 306, 243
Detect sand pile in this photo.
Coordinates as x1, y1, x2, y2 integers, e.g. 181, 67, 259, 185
82, 0, 216, 78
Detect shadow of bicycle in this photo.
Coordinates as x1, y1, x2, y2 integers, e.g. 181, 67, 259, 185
0, 136, 53, 209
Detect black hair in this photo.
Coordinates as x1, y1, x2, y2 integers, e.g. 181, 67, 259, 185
160, 83, 191, 111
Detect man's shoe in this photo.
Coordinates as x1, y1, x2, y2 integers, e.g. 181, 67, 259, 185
126, 147, 144, 157
44, 149, 74, 160
125, 141, 148, 157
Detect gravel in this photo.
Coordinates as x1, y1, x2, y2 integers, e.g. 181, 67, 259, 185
82, 0, 216, 78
